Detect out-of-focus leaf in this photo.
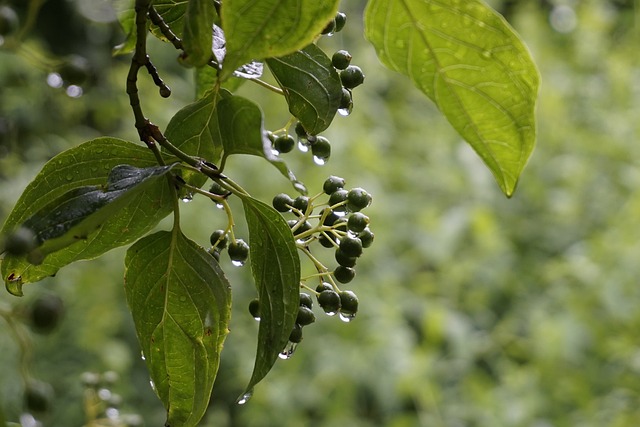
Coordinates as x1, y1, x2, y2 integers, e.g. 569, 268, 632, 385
217, 94, 306, 193
181, 0, 215, 67
266, 44, 342, 135
238, 196, 300, 399
220, 0, 340, 80
124, 230, 231, 427
364, 0, 539, 196
1, 138, 174, 294
112, 0, 137, 55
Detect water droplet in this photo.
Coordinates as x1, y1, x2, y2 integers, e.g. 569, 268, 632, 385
95, 147, 104, 154
46, 72, 63, 88
279, 342, 298, 360
271, 148, 280, 156
253, 315, 260, 321
19, 413, 37, 427
298, 140, 310, 153
313, 155, 328, 166
181, 193, 193, 203
98, 388, 112, 400
339, 312, 356, 323
325, 310, 338, 317
66, 85, 83, 98
140, 351, 146, 361
338, 106, 352, 117
105, 407, 119, 420
481, 50, 492, 59
232, 260, 245, 267
237, 390, 253, 405
179, 296, 187, 302
149, 380, 156, 391
65, 174, 74, 181
215, 203, 224, 209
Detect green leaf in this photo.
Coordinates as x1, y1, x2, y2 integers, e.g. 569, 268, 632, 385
364, 0, 539, 196
266, 44, 342, 135
124, 230, 231, 427
217, 94, 307, 193
239, 196, 300, 399
1, 138, 174, 294
112, 0, 137, 56
165, 88, 227, 187
182, 0, 215, 67
150, 0, 188, 42
220, 0, 340, 80
22, 164, 176, 258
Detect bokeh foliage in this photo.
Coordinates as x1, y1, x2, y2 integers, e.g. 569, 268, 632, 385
1, 0, 640, 426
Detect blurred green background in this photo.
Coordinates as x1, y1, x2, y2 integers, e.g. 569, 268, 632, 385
2, 0, 640, 426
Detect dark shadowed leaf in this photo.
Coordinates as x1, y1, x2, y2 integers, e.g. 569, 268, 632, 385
1, 138, 174, 294
181, 0, 215, 67
124, 230, 231, 427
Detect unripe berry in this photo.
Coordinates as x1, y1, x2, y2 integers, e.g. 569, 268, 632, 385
311, 136, 331, 162
248, 298, 260, 319
209, 229, 228, 249
334, 12, 347, 32
228, 239, 249, 264
328, 189, 349, 211
29, 294, 64, 334
334, 266, 356, 284
315, 282, 332, 293
323, 176, 345, 195
292, 196, 310, 214
339, 235, 363, 258
347, 187, 372, 212
321, 18, 336, 35
318, 290, 341, 314
296, 306, 316, 326
299, 293, 313, 309
340, 66, 365, 89
358, 228, 375, 248
274, 134, 295, 154
272, 193, 294, 212
339, 290, 359, 317
331, 50, 352, 70
335, 249, 357, 268
347, 212, 370, 233
289, 323, 303, 343
3, 227, 37, 256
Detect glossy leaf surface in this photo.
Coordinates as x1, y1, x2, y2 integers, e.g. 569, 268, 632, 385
364, 0, 539, 196
125, 230, 231, 427
266, 44, 342, 135
1, 138, 174, 294
220, 0, 340, 80
239, 196, 300, 398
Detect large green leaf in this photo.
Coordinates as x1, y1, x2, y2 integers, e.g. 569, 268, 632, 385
220, 0, 340, 80
266, 44, 342, 135
112, 0, 137, 56
182, 0, 215, 67
165, 88, 227, 187
124, 230, 231, 427
364, 0, 539, 196
217, 94, 307, 193
239, 196, 300, 400
1, 138, 173, 294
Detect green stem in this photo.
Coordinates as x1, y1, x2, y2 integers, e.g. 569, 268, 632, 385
249, 78, 284, 95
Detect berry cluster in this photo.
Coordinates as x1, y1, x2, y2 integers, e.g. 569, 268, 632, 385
258, 176, 373, 356
81, 371, 143, 426
206, 181, 250, 266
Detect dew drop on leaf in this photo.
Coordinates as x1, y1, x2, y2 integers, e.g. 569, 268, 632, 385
237, 390, 253, 405
339, 312, 356, 323
278, 341, 297, 360
298, 141, 310, 153
231, 260, 245, 267
313, 155, 328, 166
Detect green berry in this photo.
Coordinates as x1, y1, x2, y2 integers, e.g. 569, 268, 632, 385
289, 323, 303, 343
209, 181, 228, 196
208, 248, 221, 261
334, 12, 347, 32
339, 290, 359, 316
322, 210, 341, 226
321, 18, 336, 35
347, 187, 372, 212
299, 293, 313, 309
0, 6, 19, 37
358, 228, 375, 248
318, 233, 336, 248
24, 380, 54, 413
339, 235, 363, 258
209, 229, 228, 248
316, 282, 333, 293
339, 88, 353, 113
311, 136, 331, 162
3, 227, 37, 256
294, 121, 307, 138
318, 290, 341, 314
296, 306, 316, 326
272, 193, 294, 212
29, 294, 64, 334
292, 196, 310, 214
335, 249, 357, 268
347, 212, 370, 233
328, 189, 349, 211
334, 266, 355, 284
340, 65, 365, 89
331, 50, 352, 70
274, 134, 295, 154
248, 298, 260, 319
323, 176, 345, 195
228, 239, 249, 264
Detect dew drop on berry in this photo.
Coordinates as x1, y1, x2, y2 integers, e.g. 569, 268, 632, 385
231, 260, 245, 267
181, 193, 193, 203
279, 341, 298, 360
313, 155, 328, 166
298, 140, 310, 153
339, 312, 356, 323
338, 106, 352, 117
